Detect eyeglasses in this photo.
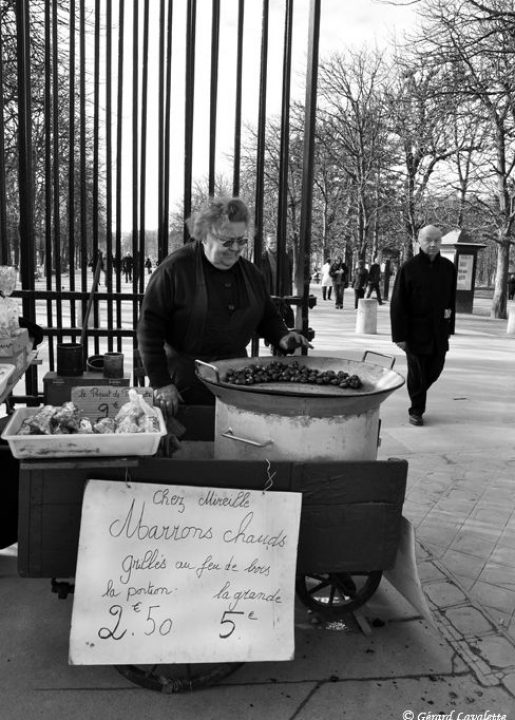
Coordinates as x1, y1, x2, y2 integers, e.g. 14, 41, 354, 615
209, 232, 248, 248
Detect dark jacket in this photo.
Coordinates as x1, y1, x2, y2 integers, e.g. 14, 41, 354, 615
367, 263, 381, 285
261, 249, 293, 296
390, 251, 457, 354
352, 266, 368, 291
329, 261, 348, 286
137, 241, 288, 390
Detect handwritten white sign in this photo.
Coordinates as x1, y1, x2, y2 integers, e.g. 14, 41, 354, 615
71, 386, 154, 422
69, 480, 302, 665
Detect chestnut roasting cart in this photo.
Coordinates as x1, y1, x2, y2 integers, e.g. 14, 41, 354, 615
15, 354, 408, 690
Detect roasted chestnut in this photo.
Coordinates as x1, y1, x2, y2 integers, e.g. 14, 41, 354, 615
223, 362, 362, 389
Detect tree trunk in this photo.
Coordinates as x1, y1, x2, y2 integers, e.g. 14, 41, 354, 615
491, 125, 512, 320
491, 232, 510, 319
404, 170, 417, 260
321, 195, 328, 266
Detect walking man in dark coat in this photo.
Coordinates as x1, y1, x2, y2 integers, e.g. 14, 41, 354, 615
365, 256, 383, 304
390, 225, 457, 426
329, 257, 348, 309
122, 253, 133, 283
352, 259, 369, 309
261, 233, 294, 328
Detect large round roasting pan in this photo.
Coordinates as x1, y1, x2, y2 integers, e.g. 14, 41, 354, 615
195, 352, 405, 418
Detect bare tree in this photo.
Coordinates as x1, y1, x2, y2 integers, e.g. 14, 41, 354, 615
312, 117, 354, 264
318, 49, 392, 261
239, 111, 307, 290
418, 0, 515, 318
385, 52, 457, 258
449, 100, 486, 227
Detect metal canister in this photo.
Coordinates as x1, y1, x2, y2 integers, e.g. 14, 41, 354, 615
56, 343, 84, 377
214, 398, 381, 461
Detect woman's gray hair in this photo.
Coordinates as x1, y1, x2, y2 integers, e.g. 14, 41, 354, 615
187, 197, 250, 240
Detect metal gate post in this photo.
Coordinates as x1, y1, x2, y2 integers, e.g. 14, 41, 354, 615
15, 0, 36, 309
298, 0, 321, 355
15, 0, 38, 399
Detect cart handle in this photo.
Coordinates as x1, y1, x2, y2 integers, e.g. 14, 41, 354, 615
221, 428, 274, 448
195, 359, 220, 383
361, 350, 396, 370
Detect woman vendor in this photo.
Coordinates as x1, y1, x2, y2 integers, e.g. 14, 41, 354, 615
137, 196, 311, 416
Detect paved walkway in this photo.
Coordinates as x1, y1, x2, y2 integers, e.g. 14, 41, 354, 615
1, 287, 514, 718
309, 289, 515, 638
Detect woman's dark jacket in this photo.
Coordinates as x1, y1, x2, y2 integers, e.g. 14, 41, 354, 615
137, 240, 288, 391
390, 251, 457, 354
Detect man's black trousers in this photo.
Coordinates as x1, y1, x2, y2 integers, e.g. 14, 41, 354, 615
366, 282, 382, 304
354, 288, 365, 308
405, 349, 446, 416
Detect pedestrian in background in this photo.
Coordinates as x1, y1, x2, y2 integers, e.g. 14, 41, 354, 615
261, 233, 294, 328
261, 233, 293, 297
320, 258, 332, 301
366, 256, 383, 304
508, 272, 515, 301
112, 254, 122, 278
330, 257, 348, 309
390, 225, 457, 427
88, 249, 105, 286
122, 253, 133, 282
352, 259, 368, 309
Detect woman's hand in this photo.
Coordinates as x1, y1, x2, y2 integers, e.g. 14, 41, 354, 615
278, 331, 313, 353
153, 383, 183, 417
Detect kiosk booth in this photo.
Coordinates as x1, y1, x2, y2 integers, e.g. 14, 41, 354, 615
441, 229, 486, 314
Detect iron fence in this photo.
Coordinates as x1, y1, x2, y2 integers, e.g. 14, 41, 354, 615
1, 0, 320, 403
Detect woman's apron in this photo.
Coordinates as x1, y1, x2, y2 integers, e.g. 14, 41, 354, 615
165, 244, 263, 405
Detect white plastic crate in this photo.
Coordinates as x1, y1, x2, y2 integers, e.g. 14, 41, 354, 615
1, 406, 167, 459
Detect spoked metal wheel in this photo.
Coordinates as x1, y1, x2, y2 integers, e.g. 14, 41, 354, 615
296, 571, 382, 619
115, 662, 244, 693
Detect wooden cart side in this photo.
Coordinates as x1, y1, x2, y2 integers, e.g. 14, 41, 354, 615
18, 458, 138, 578
17, 457, 294, 578
17, 457, 407, 579
293, 459, 408, 574
17, 466, 42, 576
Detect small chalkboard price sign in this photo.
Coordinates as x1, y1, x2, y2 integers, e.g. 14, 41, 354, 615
71, 386, 154, 422
69, 480, 302, 665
